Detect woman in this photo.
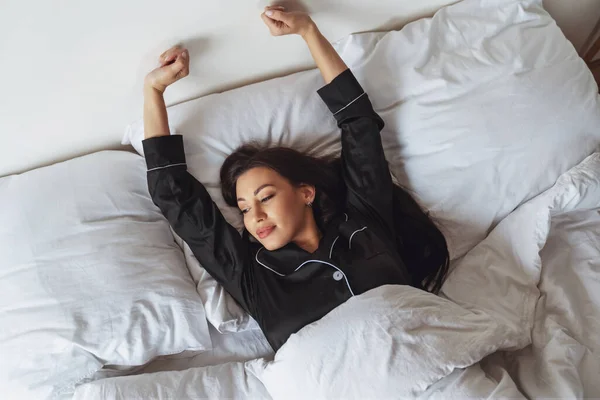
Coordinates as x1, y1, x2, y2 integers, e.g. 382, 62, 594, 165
142, 5, 449, 351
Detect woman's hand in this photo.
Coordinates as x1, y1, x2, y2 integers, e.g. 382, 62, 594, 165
260, 5, 315, 38
144, 46, 190, 94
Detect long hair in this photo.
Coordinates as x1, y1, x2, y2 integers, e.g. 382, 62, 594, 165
220, 142, 449, 294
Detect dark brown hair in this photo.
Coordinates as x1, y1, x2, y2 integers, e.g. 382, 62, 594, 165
220, 142, 346, 232
220, 142, 449, 294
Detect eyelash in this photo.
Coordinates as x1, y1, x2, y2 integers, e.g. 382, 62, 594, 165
240, 195, 274, 215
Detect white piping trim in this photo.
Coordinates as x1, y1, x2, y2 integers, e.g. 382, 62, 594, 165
348, 226, 367, 250
294, 259, 355, 296
327, 214, 348, 259
147, 162, 187, 172
255, 243, 355, 296
332, 92, 366, 116
255, 247, 285, 277
329, 236, 340, 259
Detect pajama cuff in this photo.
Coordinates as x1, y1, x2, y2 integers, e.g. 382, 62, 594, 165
142, 134, 187, 171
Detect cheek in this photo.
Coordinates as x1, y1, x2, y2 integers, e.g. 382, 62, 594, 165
273, 197, 307, 235
273, 194, 302, 220
264, 197, 303, 236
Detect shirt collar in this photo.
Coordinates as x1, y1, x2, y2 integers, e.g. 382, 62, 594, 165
254, 213, 346, 276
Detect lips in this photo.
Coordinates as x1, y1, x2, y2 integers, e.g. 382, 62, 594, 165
256, 225, 275, 239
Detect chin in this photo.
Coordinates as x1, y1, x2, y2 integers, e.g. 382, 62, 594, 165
261, 233, 287, 251
262, 241, 284, 251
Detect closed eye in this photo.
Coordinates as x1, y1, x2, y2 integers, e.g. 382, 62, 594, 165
239, 194, 274, 215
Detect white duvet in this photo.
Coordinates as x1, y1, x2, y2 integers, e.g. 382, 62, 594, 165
484, 164, 600, 397
75, 152, 600, 398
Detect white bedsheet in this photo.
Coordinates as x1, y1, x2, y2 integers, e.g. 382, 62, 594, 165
75, 153, 600, 399
138, 324, 272, 375
74, 325, 272, 400
74, 362, 269, 400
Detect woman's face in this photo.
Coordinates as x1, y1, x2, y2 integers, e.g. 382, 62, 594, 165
236, 166, 315, 251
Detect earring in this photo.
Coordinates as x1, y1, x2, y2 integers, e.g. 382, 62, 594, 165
306, 201, 313, 208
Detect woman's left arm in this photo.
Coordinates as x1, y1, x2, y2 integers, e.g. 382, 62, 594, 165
261, 7, 395, 235
316, 69, 394, 236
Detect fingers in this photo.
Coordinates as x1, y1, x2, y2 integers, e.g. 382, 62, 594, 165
159, 47, 172, 60
162, 48, 184, 66
167, 51, 189, 79
159, 45, 186, 66
159, 45, 179, 62
263, 9, 288, 22
263, 4, 289, 23
261, 6, 290, 35
260, 12, 278, 30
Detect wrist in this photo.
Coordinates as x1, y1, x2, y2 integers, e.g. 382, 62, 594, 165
301, 20, 318, 40
144, 83, 165, 97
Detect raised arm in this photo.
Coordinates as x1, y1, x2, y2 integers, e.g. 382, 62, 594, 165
143, 46, 189, 140
142, 46, 250, 310
261, 5, 347, 84
261, 7, 395, 235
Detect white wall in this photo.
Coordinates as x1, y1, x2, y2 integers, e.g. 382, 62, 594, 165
1, 0, 598, 178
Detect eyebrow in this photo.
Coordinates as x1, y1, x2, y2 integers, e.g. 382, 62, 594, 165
237, 183, 275, 202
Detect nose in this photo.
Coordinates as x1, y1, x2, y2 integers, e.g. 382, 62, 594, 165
253, 204, 267, 223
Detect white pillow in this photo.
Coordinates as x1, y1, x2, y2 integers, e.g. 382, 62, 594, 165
250, 284, 512, 399
123, 0, 600, 326
0, 151, 211, 399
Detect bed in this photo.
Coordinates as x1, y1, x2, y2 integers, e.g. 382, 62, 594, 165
2, 0, 599, 398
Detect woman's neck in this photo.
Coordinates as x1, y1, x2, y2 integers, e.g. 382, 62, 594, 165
293, 217, 323, 254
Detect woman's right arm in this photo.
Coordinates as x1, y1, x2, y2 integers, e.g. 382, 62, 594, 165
142, 47, 250, 311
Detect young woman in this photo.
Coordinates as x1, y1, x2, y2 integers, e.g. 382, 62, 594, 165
142, 5, 449, 351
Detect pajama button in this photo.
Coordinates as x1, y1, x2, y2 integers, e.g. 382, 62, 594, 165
333, 271, 343, 281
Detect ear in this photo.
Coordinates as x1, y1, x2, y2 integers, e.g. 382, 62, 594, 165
298, 183, 316, 205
